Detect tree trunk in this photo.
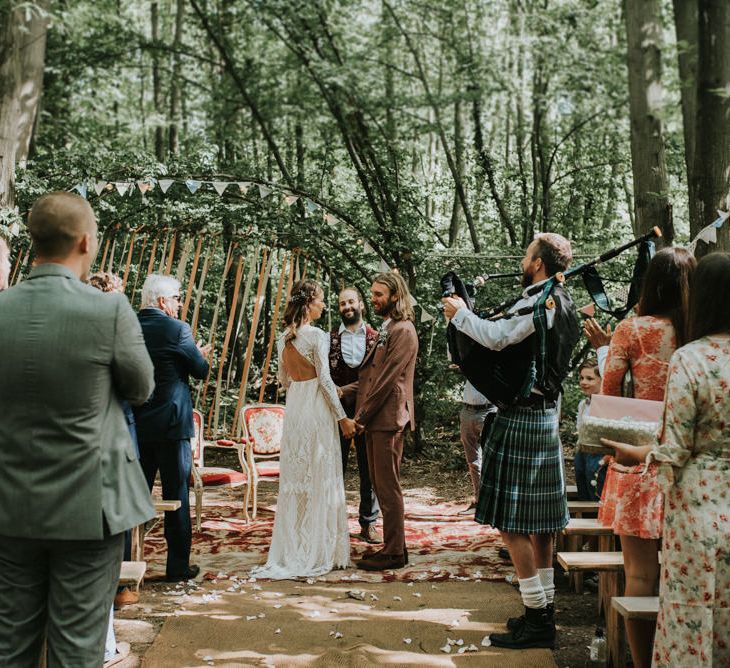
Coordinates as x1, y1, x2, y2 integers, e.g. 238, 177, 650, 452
151, 1, 165, 162
448, 99, 464, 246
623, 0, 673, 244
0, 1, 49, 209
691, 1, 730, 253
168, 0, 185, 156
672, 0, 698, 231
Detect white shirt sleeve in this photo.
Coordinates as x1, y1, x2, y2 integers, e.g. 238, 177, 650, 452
450, 295, 555, 351
596, 345, 609, 378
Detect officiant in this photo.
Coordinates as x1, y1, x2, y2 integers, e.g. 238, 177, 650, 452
330, 287, 381, 544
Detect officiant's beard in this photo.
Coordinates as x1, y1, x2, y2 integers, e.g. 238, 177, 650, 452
340, 307, 361, 326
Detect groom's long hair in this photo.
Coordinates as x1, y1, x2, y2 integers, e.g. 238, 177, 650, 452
373, 271, 415, 322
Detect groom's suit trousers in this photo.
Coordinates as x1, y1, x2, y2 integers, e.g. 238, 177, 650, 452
366, 429, 406, 555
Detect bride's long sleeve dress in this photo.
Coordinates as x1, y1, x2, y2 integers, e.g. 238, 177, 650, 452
251, 324, 350, 579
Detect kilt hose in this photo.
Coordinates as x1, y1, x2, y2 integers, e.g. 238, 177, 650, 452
475, 405, 568, 534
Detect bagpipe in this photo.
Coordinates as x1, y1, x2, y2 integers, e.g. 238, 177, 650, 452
442, 227, 661, 407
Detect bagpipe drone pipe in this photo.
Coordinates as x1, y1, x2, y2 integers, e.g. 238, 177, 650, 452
442, 227, 661, 406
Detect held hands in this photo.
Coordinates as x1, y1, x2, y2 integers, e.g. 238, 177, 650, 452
339, 417, 357, 440
583, 318, 612, 349
441, 295, 467, 320
336, 386, 343, 399
355, 421, 365, 434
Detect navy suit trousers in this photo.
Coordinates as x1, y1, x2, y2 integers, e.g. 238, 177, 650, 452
139, 439, 192, 577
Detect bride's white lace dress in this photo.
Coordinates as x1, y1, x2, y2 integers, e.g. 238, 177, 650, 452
251, 324, 350, 579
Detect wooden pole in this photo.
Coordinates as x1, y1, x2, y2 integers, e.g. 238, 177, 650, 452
157, 231, 170, 273
181, 235, 204, 322
146, 234, 160, 277
191, 238, 220, 336
121, 230, 137, 289
232, 247, 270, 436
10, 246, 25, 285
258, 252, 290, 403
99, 233, 112, 272
212, 253, 246, 434
165, 230, 178, 274
129, 234, 151, 305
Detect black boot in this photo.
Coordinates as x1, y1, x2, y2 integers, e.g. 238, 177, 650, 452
506, 602, 554, 632
491, 605, 556, 649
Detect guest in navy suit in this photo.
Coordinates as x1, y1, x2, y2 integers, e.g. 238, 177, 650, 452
134, 274, 211, 581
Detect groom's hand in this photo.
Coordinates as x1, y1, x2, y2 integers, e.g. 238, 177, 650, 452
355, 421, 365, 434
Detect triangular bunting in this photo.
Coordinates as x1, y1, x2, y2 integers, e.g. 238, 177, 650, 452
305, 199, 319, 214
94, 181, 107, 196
324, 213, 338, 226
9, 221, 20, 237
186, 180, 202, 194
363, 241, 376, 254
137, 180, 153, 194
284, 194, 299, 206
237, 182, 250, 194
114, 182, 130, 197
74, 183, 88, 198
379, 258, 391, 273
213, 181, 230, 196
420, 307, 435, 323
715, 209, 730, 227
159, 179, 175, 194
697, 225, 717, 245
257, 184, 272, 199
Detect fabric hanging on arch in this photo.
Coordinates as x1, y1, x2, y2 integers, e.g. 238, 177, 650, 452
156, 231, 171, 274
107, 234, 123, 274
232, 247, 272, 436
121, 229, 139, 289
259, 251, 291, 404
181, 235, 205, 322
225, 244, 261, 389
191, 236, 220, 336
197, 241, 236, 413
98, 231, 113, 273
145, 233, 160, 277
176, 236, 194, 282
10, 245, 27, 285
129, 234, 151, 305
211, 253, 247, 436
274, 252, 298, 404
165, 231, 178, 275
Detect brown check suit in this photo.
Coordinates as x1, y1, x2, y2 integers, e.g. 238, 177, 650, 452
343, 318, 418, 555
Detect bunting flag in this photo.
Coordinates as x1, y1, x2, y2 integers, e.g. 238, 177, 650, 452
159, 179, 175, 194
212, 181, 229, 196
94, 181, 107, 196
284, 194, 299, 206
362, 241, 376, 255
257, 184, 272, 199
379, 258, 391, 273
324, 213, 338, 226
137, 180, 153, 194
420, 307, 435, 323
185, 179, 202, 194
114, 182, 131, 197
73, 183, 88, 198
238, 181, 250, 194
305, 198, 319, 215
688, 209, 729, 255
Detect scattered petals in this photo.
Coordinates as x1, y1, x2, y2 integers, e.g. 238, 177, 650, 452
481, 636, 492, 647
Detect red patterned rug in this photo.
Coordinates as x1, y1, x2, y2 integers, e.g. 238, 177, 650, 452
143, 488, 511, 583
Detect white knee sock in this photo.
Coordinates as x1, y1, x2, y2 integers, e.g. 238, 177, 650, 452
518, 574, 547, 609
537, 568, 555, 605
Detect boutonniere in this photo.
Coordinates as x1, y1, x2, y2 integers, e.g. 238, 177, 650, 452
377, 327, 390, 348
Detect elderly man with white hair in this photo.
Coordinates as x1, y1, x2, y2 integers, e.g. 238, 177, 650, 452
134, 274, 211, 581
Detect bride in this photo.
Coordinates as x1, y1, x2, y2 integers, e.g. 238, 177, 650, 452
251, 279, 356, 579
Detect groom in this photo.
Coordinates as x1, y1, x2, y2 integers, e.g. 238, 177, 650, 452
343, 272, 418, 571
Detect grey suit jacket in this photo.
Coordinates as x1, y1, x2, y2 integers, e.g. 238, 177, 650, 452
0, 264, 156, 540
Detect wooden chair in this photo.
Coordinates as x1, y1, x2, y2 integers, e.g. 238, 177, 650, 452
240, 403, 285, 519
191, 409, 250, 530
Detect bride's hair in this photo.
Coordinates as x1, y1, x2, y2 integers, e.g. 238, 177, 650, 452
282, 279, 322, 341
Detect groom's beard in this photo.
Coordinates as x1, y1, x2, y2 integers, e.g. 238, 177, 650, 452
340, 307, 361, 326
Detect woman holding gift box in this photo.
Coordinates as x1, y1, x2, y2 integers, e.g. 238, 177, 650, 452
598, 246, 695, 668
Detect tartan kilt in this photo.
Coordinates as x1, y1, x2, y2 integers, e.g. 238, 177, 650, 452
475, 405, 568, 534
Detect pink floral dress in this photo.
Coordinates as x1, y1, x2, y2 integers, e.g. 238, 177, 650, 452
598, 316, 676, 538
648, 335, 730, 667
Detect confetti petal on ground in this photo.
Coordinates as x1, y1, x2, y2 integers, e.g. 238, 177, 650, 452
481, 636, 492, 647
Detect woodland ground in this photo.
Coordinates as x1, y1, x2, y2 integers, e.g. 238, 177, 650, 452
112, 447, 602, 668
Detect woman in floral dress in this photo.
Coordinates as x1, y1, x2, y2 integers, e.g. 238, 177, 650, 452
603, 252, 730, 667
598, 247, 695, 668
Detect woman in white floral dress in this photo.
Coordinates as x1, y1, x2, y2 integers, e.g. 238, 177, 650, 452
251, 279, 356, 579
603, 252, 730, 667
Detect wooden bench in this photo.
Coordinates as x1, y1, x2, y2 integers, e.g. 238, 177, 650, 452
130, 499, 182, 562
558, 551, 625, 667
567, 500, 600, 517
561, 518, 615, 593
119, 560, 147, 591
612, 596, 659, 621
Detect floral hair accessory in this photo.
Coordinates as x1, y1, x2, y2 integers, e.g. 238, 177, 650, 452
290, 288, 309, 305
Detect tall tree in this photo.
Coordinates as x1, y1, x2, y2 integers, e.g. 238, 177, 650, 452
691, 0, 730, 252
623, 0, 673, 243
0, 1, 49, 209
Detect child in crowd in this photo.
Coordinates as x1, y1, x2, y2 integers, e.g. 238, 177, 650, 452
574, 358, 606, 501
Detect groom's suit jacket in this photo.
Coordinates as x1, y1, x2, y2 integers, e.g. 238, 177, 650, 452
344, 319, 418, 432
0, 264, 156, 540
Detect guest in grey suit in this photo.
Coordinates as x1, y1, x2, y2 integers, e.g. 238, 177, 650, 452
0, 192, 155, 667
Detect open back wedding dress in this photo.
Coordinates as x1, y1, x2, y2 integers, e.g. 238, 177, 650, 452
251, 324, 350, 579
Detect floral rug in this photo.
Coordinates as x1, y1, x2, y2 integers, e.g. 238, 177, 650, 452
143, 488, 511, 584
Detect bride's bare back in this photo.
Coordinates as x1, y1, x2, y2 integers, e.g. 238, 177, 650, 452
281, 341, 317, 382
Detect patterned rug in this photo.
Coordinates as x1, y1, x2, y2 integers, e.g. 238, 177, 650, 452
143, 488, 512, 584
